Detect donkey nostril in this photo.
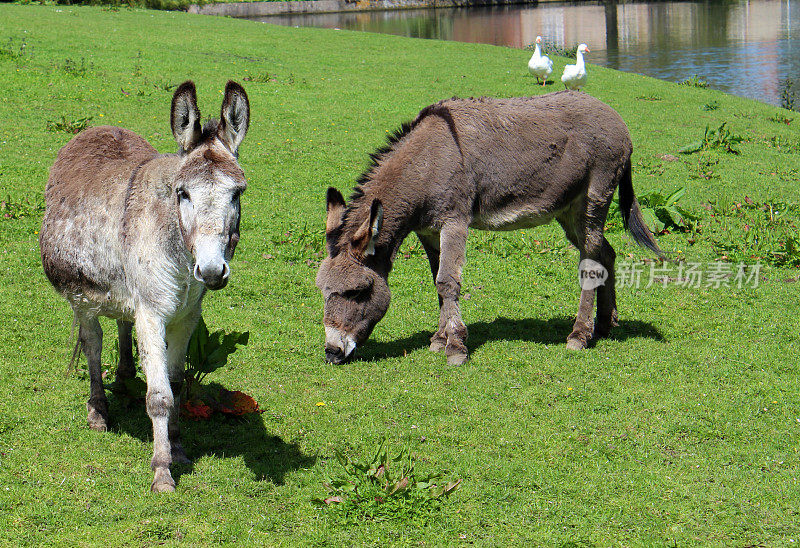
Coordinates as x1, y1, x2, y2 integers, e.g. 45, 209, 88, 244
193, 264, 204, 283
325, 347, 343, 363
221, 262, 230, 280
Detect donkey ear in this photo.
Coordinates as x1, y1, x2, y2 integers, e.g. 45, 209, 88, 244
354, 200, 383, 256
325, 187, 346, 236
171, 81, 202, 153
219, 81, 250, 155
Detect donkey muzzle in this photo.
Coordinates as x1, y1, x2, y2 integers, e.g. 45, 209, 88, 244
324, 346, 351, 365
324, 326, 357, 364
193, 261, 230, 290
192, 234, 232, 290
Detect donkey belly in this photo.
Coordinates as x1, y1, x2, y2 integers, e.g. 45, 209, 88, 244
470, 205, 561, 231
41, 210, 134, 320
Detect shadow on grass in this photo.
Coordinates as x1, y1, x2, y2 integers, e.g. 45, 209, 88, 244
107, 383, 315, 486
356, 315, 664, 361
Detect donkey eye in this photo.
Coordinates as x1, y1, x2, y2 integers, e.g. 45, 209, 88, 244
342, 288, 368, 300
176, 188, 190, 202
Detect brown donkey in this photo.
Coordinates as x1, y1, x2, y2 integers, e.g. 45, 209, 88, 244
316, 91, 662, 365
39, 81, 250, 492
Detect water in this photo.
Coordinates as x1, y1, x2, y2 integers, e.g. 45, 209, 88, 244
249, 0, 800, 107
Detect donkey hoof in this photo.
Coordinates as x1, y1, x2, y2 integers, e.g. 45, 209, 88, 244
87, 416, 108, 432
447, 354, 468, 366
429, 338, 446, 353
151, 469, 176, 493
446, 351, 469, 366
566, 338, 587, 351
87, 402, 109, 432
151, 480, 175, 493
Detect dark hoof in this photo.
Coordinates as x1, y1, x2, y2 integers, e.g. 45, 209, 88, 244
87, 401, 109, 432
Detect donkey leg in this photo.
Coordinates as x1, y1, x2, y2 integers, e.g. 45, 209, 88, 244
136, 309, 175, 492
558, 215, 598, 350
417, 231, 447, 353
436, 224, 469, 365
164, 311, 200, 466
115, 320, 136, 382
593, 237, 618, 339
562, 190, 615, 349
567, 286, 596, 350
80, 315, 108, 431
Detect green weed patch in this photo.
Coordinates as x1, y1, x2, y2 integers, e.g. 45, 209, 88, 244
0, 37, 29, 62
45, 115, 92, 134
677, 74, 709, 88
607, 186, 697, 235
0, 195, 45, 219
60, 57, 92, 77
703, 198, 800, 266
314, 438, 461, 524
680, 122, 744, 154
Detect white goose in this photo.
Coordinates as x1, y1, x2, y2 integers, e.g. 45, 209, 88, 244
561, 43, 590, 91
527, 36, 553, 86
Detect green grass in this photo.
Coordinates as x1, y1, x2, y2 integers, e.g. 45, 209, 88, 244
1, 4, 800, 545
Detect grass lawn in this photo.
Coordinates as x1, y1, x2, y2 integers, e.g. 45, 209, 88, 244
1, 4, 799, 545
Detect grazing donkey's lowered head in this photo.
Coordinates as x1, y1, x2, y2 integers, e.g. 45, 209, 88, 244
316, 92, 663, 365
39, 80, 250, 492
316, 189, 391, 364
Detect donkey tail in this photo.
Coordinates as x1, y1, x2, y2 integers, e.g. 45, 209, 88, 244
68, 312, 83, 374
618, 159, 665, 258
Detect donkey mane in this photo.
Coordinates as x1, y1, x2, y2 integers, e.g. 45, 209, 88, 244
350, 99, 461, 204
331, 99, 462, 254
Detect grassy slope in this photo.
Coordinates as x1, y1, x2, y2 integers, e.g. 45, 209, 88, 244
0, 4, 799, 546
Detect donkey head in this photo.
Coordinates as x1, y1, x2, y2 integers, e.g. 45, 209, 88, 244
170, 81, 250, 290
316, 188, 391, 364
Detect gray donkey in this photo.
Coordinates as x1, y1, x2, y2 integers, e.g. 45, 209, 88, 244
39, 81, 250, 492
316, 91, 662, 366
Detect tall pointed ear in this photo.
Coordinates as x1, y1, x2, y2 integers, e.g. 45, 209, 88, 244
353, 200, 383, 256
219, 81, 250, 155
171, 81, 202, 153
325, 187, 346, 236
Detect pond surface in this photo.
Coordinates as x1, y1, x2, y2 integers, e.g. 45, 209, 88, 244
249, 0, 799, 107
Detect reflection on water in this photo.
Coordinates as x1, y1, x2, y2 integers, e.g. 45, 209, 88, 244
249, 0, 799, 106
